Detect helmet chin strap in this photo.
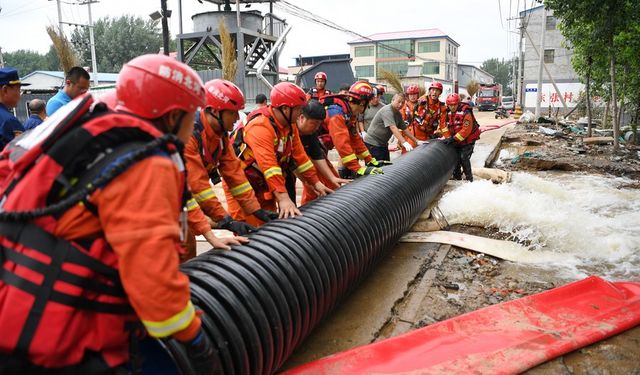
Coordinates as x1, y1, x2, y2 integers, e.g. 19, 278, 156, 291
275, 106, 292, 126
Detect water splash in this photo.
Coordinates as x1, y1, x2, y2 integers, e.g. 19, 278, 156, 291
438, 172, 640, 280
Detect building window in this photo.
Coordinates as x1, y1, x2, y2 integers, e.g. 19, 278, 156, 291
417, 41, 440, 53
376, 40, 414, 59
355, 65, 375, 78
377, 61, 409, 76
546, 16, 556, 30
354, 46, 374, 57
544, 49, 555, 63
422, 62, 440, 75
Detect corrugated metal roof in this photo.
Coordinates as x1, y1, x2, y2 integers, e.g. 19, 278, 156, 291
21, 71, 119, 82
349, 28, 455, 44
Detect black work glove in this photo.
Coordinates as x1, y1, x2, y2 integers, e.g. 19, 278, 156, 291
441, 137, 455, 146
217, 215, 256, 235
253, 209, 278, 223
184, 329, 216, 375
367, 159, 392, 168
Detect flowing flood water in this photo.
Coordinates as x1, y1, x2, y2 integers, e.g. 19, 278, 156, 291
438, 171, 640, 281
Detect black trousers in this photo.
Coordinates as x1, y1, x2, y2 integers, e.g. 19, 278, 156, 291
0, 352, 128, 375
452, 143, 475, 181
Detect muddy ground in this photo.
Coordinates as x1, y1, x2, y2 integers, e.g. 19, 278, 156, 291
399, 121, 640, 374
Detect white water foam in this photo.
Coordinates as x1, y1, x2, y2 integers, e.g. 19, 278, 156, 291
438, 172, 640, 280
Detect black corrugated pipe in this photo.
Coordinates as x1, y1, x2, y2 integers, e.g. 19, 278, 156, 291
144, 142, 457, 374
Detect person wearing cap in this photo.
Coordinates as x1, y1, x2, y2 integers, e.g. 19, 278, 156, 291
0, 67, 29, 150
23, 99, 47, 130
46, 66, 91, 116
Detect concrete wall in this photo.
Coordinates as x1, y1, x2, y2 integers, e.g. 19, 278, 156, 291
521, 7, 581, 111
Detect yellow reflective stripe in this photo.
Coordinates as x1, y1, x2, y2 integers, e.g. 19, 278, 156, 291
264, 166, 282, 179
142, 301, 196, 338
193, 188, 216, 203
230, 181, 253, 196
357, 150, 370, 159
455, 133, 465, 141
295, 160, 313, 174
341, 153, 357, 164
186, 198, 199, 212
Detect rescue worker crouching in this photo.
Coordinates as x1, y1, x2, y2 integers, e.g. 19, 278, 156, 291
296, 100, 350, 205
227, 82, 333, 225
0, 54, 217, 373
317, 80, 389, 181
184, 79, 280, 259
441, 93, 481, 182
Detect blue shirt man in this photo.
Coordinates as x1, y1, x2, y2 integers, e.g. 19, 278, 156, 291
23, 114, 43, 130
0, 67, 30, 150
46, 66, 91, 116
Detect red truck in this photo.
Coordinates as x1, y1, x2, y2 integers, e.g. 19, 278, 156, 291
477, 83, 502, 111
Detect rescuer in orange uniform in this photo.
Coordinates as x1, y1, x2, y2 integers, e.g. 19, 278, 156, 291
417, 81, 447, 140
441, 93, 481, 181
306, 71, 332, 101
183, 79, 280, 258
227, 82, 333, 225
0, 55, 217, 374
400, 84, 430, 153
313, 80, 388, 184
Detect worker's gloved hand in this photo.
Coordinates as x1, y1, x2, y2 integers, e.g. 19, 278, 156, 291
217, 215, 256, 235
356, 166, 384, 176
367, 159, 392, 167
402, 141, 414, 151
441, 137, 455, 146
184, 329, 216, 375
252, 209, 278, 223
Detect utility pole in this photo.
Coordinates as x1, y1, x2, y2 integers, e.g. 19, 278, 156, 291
83, 0, 99, 86
534, 5, 546, 118
56, 0, 63, 31
160, 0, 170, 55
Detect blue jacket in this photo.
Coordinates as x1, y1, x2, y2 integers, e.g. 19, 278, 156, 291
23, 114, 44, 130
0, 103, 24, 150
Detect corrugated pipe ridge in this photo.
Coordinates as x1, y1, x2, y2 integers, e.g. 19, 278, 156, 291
174, 142, 456, 374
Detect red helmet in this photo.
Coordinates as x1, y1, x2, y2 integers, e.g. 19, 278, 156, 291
314, 72, 327, 81
116, 54, 205, 119
204, 79, 245, 112
271, 82, 307, 108
376, 85, 385, 96
405, 84, 420, 95
429, 82, 443, 92
98, 91, 118, 109
348, 80, 374, 101
446, 93, 460, 106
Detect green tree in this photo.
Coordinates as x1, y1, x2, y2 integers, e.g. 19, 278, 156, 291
3, 50, 49, 76
71, 15, 164, 73
480, 58, 514, 95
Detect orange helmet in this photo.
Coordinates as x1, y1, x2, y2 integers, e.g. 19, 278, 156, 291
446, 93, 460, 106
116, 54, 205, 119
405, 84, 420, 95
348, 80, 374, 101
204, 79, 245, 112
271, 82, 307, 108
429, 82, 443, 92
314, 72, 327, 81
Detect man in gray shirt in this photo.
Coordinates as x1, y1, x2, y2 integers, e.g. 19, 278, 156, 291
359, 86, 385, 136
364, 93, 422, 161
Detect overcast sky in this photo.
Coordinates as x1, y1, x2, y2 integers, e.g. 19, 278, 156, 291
0, 0, 525, 69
